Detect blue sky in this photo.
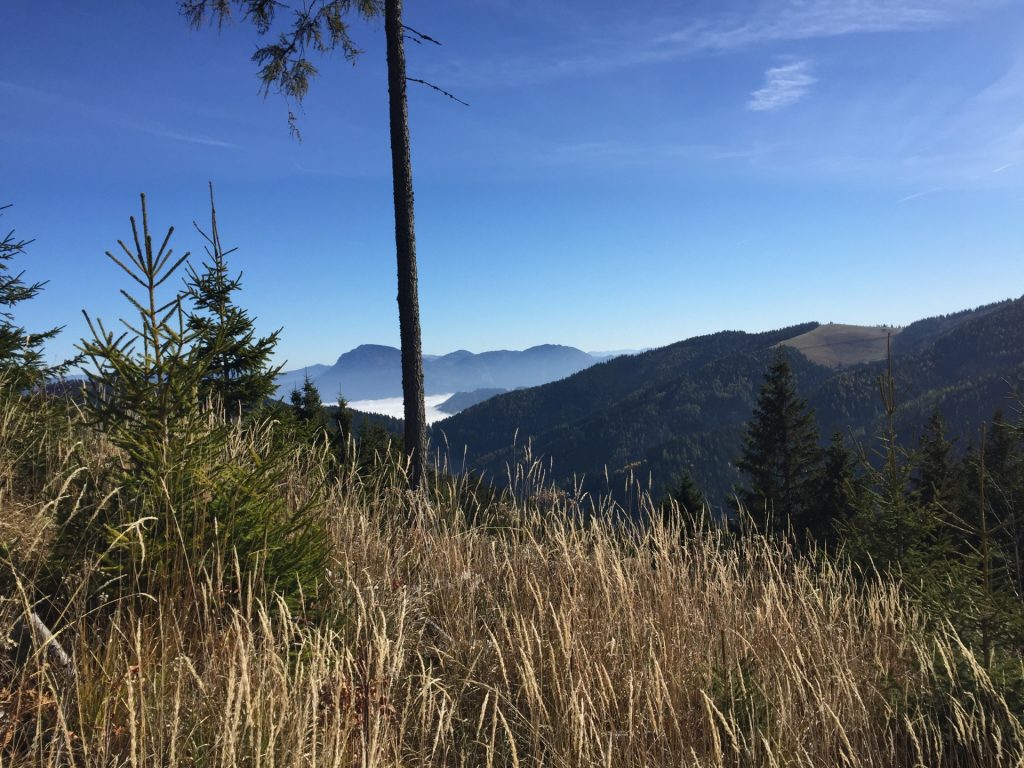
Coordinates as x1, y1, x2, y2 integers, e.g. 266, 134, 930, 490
3, 0, 1024, 369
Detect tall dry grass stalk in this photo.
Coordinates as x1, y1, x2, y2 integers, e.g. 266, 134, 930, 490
2, 394, 1022, 766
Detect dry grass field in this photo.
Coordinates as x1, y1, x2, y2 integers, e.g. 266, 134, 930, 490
1, 392, 1022, 767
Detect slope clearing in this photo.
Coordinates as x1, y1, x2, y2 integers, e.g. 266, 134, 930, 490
778, 323, 900, 368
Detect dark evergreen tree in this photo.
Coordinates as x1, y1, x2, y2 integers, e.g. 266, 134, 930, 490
357, 420, 398, 467
0, 204, 63, 387
944, 425, 1024, 664
736, 350, 823, 538
840, 345, 949, 575
660, 469, 706, 523
814, 431, 861, 545
185, 185, 281, 415
985, 410, 1024, 594
670, 470, 705, 516
290, 375, 328, 430
333, 393, 354, 461
913, 409, 957, 508
986, 410, 1022, 519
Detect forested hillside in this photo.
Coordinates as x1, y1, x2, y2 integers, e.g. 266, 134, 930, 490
434, 322, 824, 503
436, 298, 1024, 506
814, 296, 1024, 442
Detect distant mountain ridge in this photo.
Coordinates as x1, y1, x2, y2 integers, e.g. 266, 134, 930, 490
276, 344, 600, 402
433, 297, 1024, 509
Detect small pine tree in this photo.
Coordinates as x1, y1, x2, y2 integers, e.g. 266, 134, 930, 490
336, 395, 353, 436
78, 195, 202, 451
357, 420, 399, 467
736, 350, 823, 539
985, 410, 1024, 594
290, 375, 332, 436
662, 469, 708, 529
333, 392, 354, 461
841, 438, 948, 578
655, 468, 712, 540
290, 375, 319, 420
65, 194, 328, 606
0, 204, 63, 387
672, 470, 706, 516
945, 425, 1024, 664
840, 343, 950, 576
985, 410, 1022, 519
914, 409, 957, 508
814, 431, 861, 546
185, 184, 281, 415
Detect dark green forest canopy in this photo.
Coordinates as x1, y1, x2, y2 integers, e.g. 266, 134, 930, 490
435, 297, 1024, 508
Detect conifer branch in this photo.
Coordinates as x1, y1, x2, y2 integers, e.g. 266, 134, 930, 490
406, 77, 468, 106
402, 24, 442, 45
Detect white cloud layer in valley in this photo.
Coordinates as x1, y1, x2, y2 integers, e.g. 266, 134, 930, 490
349, 394, 456, 425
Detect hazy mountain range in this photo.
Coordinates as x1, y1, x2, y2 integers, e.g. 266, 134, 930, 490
276, 344, 608, 402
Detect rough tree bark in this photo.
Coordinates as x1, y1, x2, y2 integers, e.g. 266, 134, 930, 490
385, 0, 428, 490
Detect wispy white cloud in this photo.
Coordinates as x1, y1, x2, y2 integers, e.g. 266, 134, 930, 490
661, 0, 1005, 51
896, 54, 1024, 181
898, 186, 946, 202
438, 0, 1008, 87
143, 127, 240, 149
422, 0, 1022, 188
0, 80, 240, 149
748, 60, 816, 111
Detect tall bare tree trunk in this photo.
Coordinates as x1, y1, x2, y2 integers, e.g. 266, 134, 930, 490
385, 0, 428, 490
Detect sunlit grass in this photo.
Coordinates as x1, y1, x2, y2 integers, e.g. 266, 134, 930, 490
2, 391, 1022, 767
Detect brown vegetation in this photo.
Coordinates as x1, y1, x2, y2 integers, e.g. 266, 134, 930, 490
778, 323, 901, 368
2, 394, 1022, 767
